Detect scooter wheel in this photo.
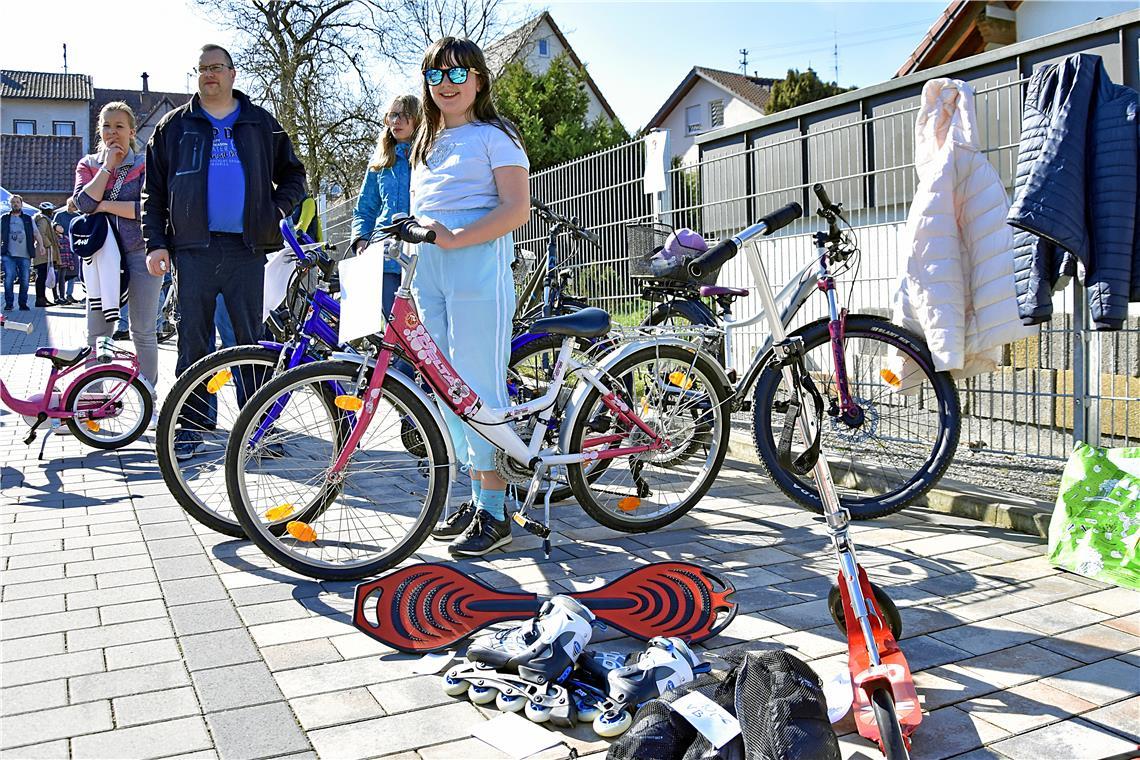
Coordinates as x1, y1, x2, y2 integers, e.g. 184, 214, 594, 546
496, 691, 527, 712
524, 701, 554, 723
443, 673, 470, 697
593, 710, 633, 738
828, 582, 903, 640
871, 688, 909, 759
468, 683, 499, 704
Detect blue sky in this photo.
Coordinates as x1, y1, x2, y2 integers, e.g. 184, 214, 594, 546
0, 0, 950, 131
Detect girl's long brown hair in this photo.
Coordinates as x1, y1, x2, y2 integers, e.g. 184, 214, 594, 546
369, 94, 422, 170
410, 37, 523, 168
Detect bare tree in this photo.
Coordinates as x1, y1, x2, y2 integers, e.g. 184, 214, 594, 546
378, 0, 518, 66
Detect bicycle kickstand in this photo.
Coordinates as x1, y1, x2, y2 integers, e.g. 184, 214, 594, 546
512, 463, 554, 557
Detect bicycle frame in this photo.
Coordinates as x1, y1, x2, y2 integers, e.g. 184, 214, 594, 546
326, 253, 669, 478
0, 347, 142, 422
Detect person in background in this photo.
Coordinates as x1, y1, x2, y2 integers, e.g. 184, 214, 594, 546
53, 198, 82, 305
32, 202, 61, 308
1, 195, 43, 311
74, 101, 162, 386
143, 43, 307, 460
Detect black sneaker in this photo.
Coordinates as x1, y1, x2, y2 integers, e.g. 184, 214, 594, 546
448, 510, 512, 558
173, 429, 203, 461
431, 501, 476, 541
112, 330, 130, 341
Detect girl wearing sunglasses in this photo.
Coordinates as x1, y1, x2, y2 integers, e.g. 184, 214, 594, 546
409, 36, 530, 557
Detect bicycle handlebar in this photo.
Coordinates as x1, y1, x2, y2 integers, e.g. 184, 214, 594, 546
531, 197, 600, 247
378, 216, 437, 245
0, 317, 33, 334
687, 201, 803, 279
812, 183, 834, 212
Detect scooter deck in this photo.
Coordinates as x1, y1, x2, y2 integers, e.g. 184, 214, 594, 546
838, 566, 921, 753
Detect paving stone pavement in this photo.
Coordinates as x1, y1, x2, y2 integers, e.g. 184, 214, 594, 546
2, 305, 1138, 760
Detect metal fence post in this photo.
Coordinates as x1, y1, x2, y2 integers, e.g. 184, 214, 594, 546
1072, 281, 1102, 448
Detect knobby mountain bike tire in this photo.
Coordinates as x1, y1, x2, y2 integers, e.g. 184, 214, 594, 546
751, 315, 960, 520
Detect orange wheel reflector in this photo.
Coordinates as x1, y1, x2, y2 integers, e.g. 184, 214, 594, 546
618, 496, 641, 512
84, 419, 101, 432
265, 504, 295, 521
879, 368, 902, 388
286, 521, 317, 542
640, 397, 650, 416
206, 369, 233, 394
335, 395, 364, 411
667, 371, 693, 390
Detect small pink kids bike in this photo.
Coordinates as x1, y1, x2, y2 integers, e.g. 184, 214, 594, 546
1, 315, 153, 458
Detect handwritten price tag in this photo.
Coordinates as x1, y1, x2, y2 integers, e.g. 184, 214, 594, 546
669, 691, 741, 748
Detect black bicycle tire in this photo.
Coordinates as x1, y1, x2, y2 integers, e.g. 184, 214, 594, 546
566, 343, 731, 532
751, 316, 960, 519
870, 688, 910, 760
63, 369, 152, 449
828, 581, 903, 640
226, 360, 449, 580
156, 346, 282, 537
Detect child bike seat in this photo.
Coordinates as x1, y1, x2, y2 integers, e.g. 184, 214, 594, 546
530, 307, 611, 338
35, 346, 92, 369
699, 285, 749, 298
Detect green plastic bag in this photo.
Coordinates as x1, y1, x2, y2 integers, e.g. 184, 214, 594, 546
1048, 442, 1140, 590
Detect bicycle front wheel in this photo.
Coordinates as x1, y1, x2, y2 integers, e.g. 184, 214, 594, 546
751, 315, 960, 519
566, 343, 731, 532
226, 360, 449, 580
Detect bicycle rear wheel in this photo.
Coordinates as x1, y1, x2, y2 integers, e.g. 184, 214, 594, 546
64, 369, 152, 449
226, 360, 448, 580
751, 315, 960, 519
156, 346, 283, 537
565, 343, 731, 532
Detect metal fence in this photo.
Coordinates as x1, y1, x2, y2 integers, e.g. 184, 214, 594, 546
321, 10, 1139, 465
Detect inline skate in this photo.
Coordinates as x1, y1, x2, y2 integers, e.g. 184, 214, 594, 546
443, 595, 595, 727
572, 636, 709, 737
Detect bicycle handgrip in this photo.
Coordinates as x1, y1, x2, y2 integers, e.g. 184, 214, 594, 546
530, 196, 552, 214
813, 184, 834, 211
1, 319, 33, 334
759, 202, 803, 235
687, 239, 739, 279
400, 222, 436, 245
581, 227, 601, 246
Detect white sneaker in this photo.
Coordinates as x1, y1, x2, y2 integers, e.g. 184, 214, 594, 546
148, 413, 159, 431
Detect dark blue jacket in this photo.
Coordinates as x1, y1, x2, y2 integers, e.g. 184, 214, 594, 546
351, 142, 411, 274
1007, 53, 1139, 331
1, 212, 36, 258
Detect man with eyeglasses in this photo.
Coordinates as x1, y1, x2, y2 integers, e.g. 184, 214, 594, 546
142, 43, 307, 459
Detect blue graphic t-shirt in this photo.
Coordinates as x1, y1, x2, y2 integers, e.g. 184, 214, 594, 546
206, 109, 246, 233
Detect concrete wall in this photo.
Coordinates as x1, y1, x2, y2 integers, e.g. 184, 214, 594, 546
1016, 1, 1138, 42
1, 100, 90, 152
658, 77, 764, 166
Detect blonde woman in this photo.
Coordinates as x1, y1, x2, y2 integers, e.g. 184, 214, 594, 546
73, 101, 162, 386
351, 94, 421, 316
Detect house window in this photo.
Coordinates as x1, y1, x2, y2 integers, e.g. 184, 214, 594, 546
53, 121, 76, 136
685, 105, 702, 135
710, 100, 724, 129
13, 120, 35, 135
537, 38, 549, 57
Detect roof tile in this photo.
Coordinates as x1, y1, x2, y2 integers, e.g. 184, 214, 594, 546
1, 134, 85, 193
1, 70, 93, 101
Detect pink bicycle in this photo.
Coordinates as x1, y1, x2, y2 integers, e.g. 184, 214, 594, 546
0, 315, 153, 458
223, 218, 734, 580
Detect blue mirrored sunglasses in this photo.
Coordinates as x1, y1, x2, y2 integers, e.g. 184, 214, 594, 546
424, 67, 473, 86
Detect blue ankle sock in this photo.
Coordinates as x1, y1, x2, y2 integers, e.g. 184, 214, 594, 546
478, 488, 507, 521
471, 480, 482, 506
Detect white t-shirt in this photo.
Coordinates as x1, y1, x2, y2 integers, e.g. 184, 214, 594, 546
410, 121, 529, 214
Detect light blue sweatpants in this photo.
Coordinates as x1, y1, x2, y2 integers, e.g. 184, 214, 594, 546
411, 209, 516, 472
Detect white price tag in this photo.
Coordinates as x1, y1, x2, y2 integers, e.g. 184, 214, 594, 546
411, 651, 454, 674
669, 691, 741, 749
336, 246, 387, 342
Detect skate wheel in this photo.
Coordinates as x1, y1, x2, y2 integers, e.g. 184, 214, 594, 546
593, 710, 632, 738
496, 692, 526, 712
524, 701, 554, 723
443, 674, 469, 697
576, 702, 602, 723
468, 684, 499, 705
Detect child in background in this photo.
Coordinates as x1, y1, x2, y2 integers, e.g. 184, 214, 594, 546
409, 37, 530, 557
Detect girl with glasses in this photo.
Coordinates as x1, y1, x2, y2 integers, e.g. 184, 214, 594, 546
409, 37, 530, 557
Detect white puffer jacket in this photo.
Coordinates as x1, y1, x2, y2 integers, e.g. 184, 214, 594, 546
891, 78, 1034, 380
